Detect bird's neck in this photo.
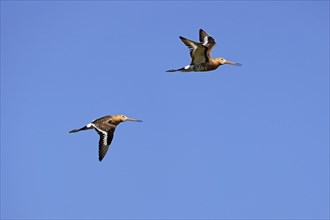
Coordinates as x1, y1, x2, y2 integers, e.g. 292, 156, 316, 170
207, 58, 222, 70
211, 58, 222, 66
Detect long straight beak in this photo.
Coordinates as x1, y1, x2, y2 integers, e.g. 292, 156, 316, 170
225, 60, 242, 66
126, 117, 143, 122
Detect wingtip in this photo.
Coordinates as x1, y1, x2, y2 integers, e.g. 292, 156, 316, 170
200, 28, 207, 34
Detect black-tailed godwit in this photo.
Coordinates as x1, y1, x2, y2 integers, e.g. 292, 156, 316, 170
167, 29, 241, 72
69, 114, 142, 161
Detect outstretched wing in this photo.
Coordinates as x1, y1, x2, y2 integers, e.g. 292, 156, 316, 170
94, 125, 115, 161
199, 29, 216, 59
180, 36, 208, 65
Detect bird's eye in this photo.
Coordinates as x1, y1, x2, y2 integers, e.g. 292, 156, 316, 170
121, 115, 125, 118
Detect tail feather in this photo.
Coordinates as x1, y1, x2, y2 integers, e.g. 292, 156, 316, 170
69, 126, 88, 133
166, 67, 185, 72
166, 69, 178, 72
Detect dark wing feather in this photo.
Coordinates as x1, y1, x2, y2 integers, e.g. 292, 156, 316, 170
199, 29, 210, 43
93, 121, 116, 161
179, 36, 208, 65
97, 129, 114, 161
199, 29, 216, 59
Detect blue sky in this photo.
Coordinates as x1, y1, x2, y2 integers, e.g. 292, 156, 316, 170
1, 1, 329, 219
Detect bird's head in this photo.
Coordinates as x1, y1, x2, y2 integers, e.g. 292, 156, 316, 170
216, 57, 241, 67
118, 114, 143, 123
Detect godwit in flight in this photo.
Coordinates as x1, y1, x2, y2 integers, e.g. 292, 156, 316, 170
69, 114, 142, 161
167, 29, 241, 72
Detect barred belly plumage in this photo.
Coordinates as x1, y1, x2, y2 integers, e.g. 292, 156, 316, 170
193, 64, 207, 71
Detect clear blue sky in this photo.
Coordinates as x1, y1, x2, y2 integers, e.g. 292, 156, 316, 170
1, 1, 329, 219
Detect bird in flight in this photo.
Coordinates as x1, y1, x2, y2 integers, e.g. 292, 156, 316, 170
69, 114, 142, 161
166, 29, 241, 72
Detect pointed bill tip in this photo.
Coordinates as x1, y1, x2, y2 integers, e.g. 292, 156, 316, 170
126, 118, 143, 122
225, 60, 242, 67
